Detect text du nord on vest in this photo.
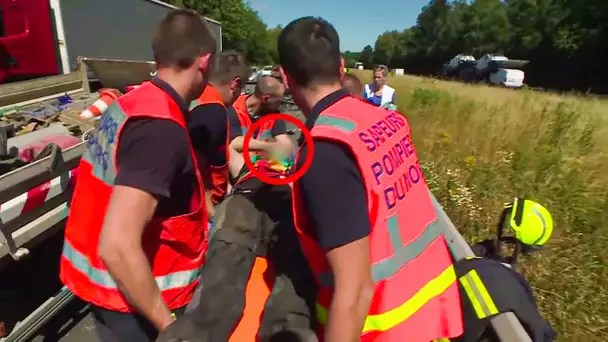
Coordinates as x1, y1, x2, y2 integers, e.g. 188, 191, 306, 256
358, 112, 423, 209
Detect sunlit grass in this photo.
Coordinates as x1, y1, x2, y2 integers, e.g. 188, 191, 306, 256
352, 70, 608, 341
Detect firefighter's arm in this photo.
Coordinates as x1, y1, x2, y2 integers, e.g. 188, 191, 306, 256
273, 134, 295, 155
325, 238, 374, 342
98, 186, 174, 331
98, 118, 191, 331
230, 135, 273, 152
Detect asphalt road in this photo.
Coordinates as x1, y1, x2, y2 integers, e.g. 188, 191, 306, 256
0, 86, 304, 342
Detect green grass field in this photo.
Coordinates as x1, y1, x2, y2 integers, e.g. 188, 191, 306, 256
352, 71, 608, 341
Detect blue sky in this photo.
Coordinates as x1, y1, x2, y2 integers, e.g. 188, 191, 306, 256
247, 0, 430, 52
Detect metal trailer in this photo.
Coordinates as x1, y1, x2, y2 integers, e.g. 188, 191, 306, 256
0, 57, 170, 340
50, 0, 222, 75
0, 57, 161, 264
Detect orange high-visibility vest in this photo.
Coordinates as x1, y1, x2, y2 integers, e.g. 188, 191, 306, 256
60, 81, 208, 313
292, 96, 463, 341
233, 94, 274, 141
191, 84, 231, 205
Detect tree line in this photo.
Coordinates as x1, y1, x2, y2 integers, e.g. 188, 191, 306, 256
165, 0, 607, 93
346, 0, 608, 93
165, 0, 281, 65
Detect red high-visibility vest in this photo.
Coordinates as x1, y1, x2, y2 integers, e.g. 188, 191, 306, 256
191, 85, 231, 205
59, 81, 208, 313
292, 96, 464, 341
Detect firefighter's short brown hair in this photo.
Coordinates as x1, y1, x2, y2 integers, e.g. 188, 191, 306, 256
278, 17, 341, 87
152, 9, 217, 69
342, 73, 363, 97
208, 50, 251, 85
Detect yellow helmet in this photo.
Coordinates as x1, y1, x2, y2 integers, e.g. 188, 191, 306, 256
508, 198, 554, 247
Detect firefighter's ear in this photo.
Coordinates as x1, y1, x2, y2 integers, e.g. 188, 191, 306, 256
279, 67, 289, 86
198, 53, 212, 71
230, 76, 242, 91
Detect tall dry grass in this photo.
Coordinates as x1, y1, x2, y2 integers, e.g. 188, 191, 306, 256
353, 71, 608, 341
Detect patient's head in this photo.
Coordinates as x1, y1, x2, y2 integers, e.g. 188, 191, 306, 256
342, 73, 363, 98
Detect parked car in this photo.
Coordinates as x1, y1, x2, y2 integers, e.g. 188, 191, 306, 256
248, 67, 259, 84
259, 65, 274, 77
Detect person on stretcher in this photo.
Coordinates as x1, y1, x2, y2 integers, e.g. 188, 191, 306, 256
156, 80, 315, 342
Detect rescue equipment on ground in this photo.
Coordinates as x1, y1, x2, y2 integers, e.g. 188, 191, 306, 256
506, 198, 553, 247
481, 198, 554, 268
457, 199, 556, 341
454, 257, 557, 341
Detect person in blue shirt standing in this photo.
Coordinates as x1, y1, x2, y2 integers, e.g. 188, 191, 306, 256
363, 64, 397, 109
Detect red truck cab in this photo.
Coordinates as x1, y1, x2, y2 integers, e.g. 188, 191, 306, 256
0, 0, 60, 83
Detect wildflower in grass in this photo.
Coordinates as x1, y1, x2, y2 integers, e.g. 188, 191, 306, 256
465, 155, 476, 168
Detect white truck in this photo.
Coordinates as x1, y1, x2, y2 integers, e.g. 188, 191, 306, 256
442, 54, 529, 88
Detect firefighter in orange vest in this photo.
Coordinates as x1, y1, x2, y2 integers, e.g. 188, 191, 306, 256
59, 10, 217, 341
278, 17, 464, 341
188, 50, 251, 218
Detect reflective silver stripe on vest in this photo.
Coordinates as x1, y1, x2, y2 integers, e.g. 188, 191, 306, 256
316, 217, 443, 287
62, 240, 200, 290
314, 115, 357, 132
313, 114, 444, 287
190, 99, 201, 110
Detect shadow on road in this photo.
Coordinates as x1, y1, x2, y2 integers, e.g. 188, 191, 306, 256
31, 299, 92, 342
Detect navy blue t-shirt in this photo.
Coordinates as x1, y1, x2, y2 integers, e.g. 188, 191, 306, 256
295, 90, 372, 250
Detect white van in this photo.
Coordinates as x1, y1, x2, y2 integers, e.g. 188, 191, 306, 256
490, 68, 525, 88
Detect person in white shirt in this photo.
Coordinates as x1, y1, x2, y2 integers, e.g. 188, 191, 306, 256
363, 64, 397, 109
